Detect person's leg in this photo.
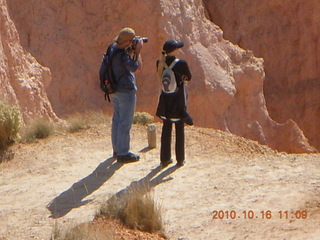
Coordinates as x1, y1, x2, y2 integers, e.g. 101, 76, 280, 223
111, 95, 120, 156
175, 120, 185, 164
160, 120, 172, 164
114, 92, 137, 157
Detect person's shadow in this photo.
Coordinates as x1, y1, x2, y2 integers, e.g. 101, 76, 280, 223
105, 164, 180, 207
47, 157, 123, 218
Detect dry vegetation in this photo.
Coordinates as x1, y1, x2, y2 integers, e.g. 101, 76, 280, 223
98, 187, 164, 234
51, 191, 166, 240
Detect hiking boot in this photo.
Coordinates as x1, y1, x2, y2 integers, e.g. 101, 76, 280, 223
117, 152, 140, 163
160, 159, 173, 168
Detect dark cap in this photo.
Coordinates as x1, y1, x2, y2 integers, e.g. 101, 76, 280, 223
163, 40, 184, 54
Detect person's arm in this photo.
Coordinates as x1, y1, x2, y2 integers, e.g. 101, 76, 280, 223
121, 40, 143, 72
180, 60, 192, 81
135, 52, 142, 72
133, 39, 143, 71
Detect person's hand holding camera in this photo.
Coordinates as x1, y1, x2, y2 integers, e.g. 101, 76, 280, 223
131, 39, 143, 62
130, 39, 142, 59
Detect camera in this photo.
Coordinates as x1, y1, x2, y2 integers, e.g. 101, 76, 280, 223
131, 36, 148, 49
133, 36, 148, 44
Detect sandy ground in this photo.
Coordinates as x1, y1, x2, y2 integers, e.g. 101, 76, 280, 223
0, 122, 319, 240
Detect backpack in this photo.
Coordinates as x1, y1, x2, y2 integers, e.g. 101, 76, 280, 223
99, 44, 121, 102
161, 59, 179, 93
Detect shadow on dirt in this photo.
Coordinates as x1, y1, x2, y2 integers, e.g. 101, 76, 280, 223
47, 157, 123, 218
47, 156, 181, 219
104, 164, 180, 207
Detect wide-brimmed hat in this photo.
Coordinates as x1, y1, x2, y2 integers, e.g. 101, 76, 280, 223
115, 27, 135, 44
163, 40, 184, 53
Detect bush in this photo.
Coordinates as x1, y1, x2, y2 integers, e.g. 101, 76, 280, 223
133, 112, 154, 125
0, 100, 21, 151
22, 118, 54, 142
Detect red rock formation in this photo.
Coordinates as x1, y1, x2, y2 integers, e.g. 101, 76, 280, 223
0, 0, 58, 122
6, 0, 164, 117
4, 0, 316, 153
203, 0, 320, 150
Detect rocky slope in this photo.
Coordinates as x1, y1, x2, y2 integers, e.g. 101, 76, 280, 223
203, 0, 320, 150
0, 0, 57, 122
1, 0, 316, 153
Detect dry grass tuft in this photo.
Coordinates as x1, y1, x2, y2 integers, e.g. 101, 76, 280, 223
65, 113, 88, 133
21, 118, 54, 143
124, 192, 163, 233
98, 188, 163, 234
65, 111, 111, 133
51, 222, 113, 240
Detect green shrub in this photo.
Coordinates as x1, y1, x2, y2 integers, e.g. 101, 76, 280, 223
133, 112, 154, 125
0, 100, 21, 150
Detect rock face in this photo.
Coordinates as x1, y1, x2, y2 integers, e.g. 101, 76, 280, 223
6, 0, 164, 117
203, 0, 320, 150
0, 0, 58, 122
3, 0, 316, 153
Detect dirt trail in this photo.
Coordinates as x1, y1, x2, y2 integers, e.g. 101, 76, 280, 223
0, 123, 319, 240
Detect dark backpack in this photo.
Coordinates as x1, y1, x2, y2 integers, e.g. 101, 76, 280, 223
161, 59, 179, 93
99, 44, 121, 102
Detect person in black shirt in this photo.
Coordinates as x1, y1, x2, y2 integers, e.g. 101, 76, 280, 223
156, 40, 193, 168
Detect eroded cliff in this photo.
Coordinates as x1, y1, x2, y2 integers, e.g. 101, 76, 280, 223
2, 0, 316, 153
204, 0, 320, 150
0, 0, 57, 122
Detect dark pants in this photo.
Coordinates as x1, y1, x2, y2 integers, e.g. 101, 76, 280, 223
160, 120, 185, 163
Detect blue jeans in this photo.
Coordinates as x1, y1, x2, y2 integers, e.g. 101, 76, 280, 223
112, 91, 136, 156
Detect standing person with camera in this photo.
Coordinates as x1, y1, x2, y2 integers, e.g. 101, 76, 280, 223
156, 40, 192, 168
108, 27, 144, 163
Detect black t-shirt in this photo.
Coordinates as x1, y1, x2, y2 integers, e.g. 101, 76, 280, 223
157, 55, 192, 84
156, 55, 192, 120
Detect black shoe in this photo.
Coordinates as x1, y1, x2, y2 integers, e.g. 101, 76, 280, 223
117, 152, 140, 163
183, 115, 194, 126
176, 161, 185, 167
160, 159, 173, 168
